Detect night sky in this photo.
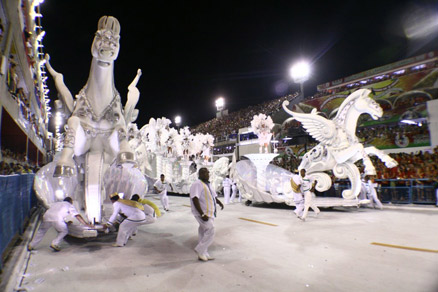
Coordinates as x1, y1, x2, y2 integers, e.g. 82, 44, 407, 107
39, 0, 438, 129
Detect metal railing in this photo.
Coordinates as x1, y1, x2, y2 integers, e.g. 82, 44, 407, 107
326, 178, 437, 205
0, 174, 36, 271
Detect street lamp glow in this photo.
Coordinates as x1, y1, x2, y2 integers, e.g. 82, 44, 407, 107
175, 115, 181, 126
290, 61, 311, 84
215, 97, 225, 111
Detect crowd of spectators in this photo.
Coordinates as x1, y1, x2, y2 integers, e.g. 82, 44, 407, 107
270, 141, 438, 183
1, 6, 48, 149
313, 60, 436, 99
271, 154, 301, 173
7, 53, 44, 140
192, 93, 299, 139
373, 147, 438, 181
357, 122, 430, 147
0, 147, 39, 175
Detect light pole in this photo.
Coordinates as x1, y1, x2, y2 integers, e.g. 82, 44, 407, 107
289, 60, 311, 102
289, 60, 311, 151
174, 115, 181, 129
215, 97, 225, 118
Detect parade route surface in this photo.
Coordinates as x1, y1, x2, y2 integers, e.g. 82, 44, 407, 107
7, 196, 438, 292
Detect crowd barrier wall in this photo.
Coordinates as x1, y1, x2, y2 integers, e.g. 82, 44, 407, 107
331, 179, 437, 205
0, 174, 36, 271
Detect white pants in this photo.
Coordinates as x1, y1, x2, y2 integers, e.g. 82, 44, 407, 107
367, 189, 383, 209
30, 220, 68, 247
117, 216, 156, 246
194, 215, 215, 256
132, 205, 157, 236
294, 199, 305, 217
223, 186, 231, 204
293, 192, 304, 217
230, 185, 239, 202
302, 191, 320, 219
159, 190, 169, 210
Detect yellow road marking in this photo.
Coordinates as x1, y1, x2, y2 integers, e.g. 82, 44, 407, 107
183, 204, 191, 208
238, 217, 278, 226
371, 242, 438, 253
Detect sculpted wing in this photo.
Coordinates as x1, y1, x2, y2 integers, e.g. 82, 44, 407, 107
282, 101, 337, 145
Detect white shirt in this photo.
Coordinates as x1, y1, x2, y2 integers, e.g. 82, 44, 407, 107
222, 178, 232, 188
43, 201, 79, 222
190, 179, 217, 218
154, 179, 168, 192
291, 174, 304, 202
291, 175, 303, 193
108, 201, 146, 224
301, 175, 314, 192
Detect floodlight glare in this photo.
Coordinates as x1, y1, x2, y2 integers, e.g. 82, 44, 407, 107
215, 97, 225, 111
175, 115, 181, 126
290, 61, 311, 84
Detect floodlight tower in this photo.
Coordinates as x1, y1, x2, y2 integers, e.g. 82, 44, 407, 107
175, 115, 181, 129
215, 97, 227, 118
290, 60, 311, 102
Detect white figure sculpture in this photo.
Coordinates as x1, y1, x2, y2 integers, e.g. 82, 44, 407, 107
190, 133, 203, 159
46, 16, 140, 177
164, 127, 183, 158
201, 133, 214, 163
250, 113, 274, 153
210, 157, 230, 193
42, 16, 143, 224
179, 126, 192, 160
282, 89, 398, 199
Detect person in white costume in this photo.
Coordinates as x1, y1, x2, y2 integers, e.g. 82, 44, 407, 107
359, 176, 368, 201
190, 167, 224, 261
230, 179, 240, 203
154, 174, 173, 211
28, 197, 91, 251
130, 194, 161, 218
129, 194, 161, 237
105, 193, 155, 247
222, 175, 232, 204
365, 175, 383, 209
290, 171, 304, 219
301, 169, 320, 221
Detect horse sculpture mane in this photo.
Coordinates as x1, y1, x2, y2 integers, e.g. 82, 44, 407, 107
282, 89, 398, 199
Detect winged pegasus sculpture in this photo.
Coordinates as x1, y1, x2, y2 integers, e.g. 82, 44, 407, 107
282, 89, 398, 199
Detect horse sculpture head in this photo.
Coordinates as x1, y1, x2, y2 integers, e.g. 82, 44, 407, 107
351, 89, 383, 120
91, 16, 120, 67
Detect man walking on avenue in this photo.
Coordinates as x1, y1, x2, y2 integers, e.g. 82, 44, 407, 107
301, 169, 320, 221
154, 174, 173, 211
222, 175, 232, 204
365, 175, 383, 209
190, 167, 224, 261
290, 170, 304, 220
28, 197, 91, 251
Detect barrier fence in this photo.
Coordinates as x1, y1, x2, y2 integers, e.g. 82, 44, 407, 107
0, 174, 36, 271
330, 178, 437, 205
0, 174, 436, 270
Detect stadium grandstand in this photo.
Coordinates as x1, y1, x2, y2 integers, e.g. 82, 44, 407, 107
0, 0, 52, 271
193, 51, 438, 161
0, 0, 437, 276
193, 52, 438, 205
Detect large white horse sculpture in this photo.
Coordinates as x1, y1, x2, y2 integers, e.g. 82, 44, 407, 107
282, 89, 398, 199
43, 16, 142, 223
